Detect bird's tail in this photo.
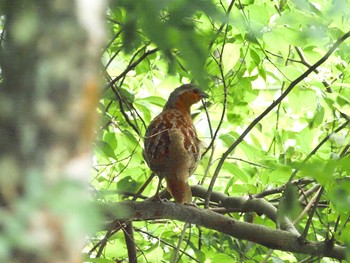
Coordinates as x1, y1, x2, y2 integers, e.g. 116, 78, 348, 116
166, 176, 192, 204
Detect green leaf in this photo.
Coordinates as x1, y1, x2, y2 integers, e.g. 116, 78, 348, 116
145, 245, 164, 262
278, 184, 301, 221
329, 180, 350, 213
134, 102, 152, 124
222, 43, 241, 75
263, 27, 302, 59
245, 5, 272, 36
309, 102, 325, 128
269, 164, 293, 184
211, 253, 236, 261
103, 132, 118, 151
224, 162, 250, 184
122, 130, 139, 151
299, 160, 336, 186
117, 176, 140, 194
96, 140, 117, 160
141, 96, 166, 107
219, 133, 238, 147
250, 48, 260, 65
83, 255, 115, 263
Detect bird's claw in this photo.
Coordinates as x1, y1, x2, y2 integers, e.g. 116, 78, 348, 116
148, 195, 168, 203
184, 202, 198, 208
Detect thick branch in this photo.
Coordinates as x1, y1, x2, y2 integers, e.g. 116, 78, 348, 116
192, 185, 299, 235
103, 201, 346, 260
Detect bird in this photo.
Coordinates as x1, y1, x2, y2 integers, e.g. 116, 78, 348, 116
143, 84, 208, 204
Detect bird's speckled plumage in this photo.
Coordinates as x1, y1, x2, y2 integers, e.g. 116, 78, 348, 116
143, 84, 208, 204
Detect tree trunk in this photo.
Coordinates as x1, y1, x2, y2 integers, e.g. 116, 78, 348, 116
0, 1, 105, 262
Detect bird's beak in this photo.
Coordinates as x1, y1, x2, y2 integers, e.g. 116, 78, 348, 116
199, 90, 209, 99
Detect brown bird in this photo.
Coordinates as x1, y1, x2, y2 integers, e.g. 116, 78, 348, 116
143, 84, 208, 204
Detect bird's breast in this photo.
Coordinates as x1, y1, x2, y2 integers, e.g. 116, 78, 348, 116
144, 109, 200, 175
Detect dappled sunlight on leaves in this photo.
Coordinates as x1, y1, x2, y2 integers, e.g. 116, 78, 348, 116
86, 0, 350, 262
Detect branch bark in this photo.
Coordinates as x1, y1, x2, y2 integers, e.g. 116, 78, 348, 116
192, 185, 299, 235
103, 201, 346, 261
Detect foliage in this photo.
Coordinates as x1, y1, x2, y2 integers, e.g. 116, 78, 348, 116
89, 0, 350, 262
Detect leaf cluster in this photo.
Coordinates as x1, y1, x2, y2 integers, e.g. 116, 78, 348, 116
89, 0, 350, 262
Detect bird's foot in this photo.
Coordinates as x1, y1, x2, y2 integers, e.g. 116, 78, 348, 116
148, 194, 168, 203
184, 202, 198, 208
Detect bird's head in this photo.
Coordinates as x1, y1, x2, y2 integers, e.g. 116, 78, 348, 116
164, 84, 208, 113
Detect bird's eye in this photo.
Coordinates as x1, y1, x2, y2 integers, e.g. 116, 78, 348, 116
193, 89, 199, 94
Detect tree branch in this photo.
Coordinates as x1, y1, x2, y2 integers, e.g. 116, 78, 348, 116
192, 185, 299, 235
102, 201, 346, 260
123, 222, 137, 263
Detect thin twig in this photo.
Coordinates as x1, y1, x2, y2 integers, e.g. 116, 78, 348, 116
205, 30, 350, 205
295, 47, 333, 93
208, 0, 236, 50
294, 187, 323, 225
253, 178, 315, 199
202, 32, 229, 159
106, 48, 159, 90
172, 223, 189, 263
300, 187, 324, 241
135, 227, 200, 262
287, 118, 350, 184
199, 99, 215, 186
227, 157, 272, 169
103, 30, 123, 68
262, 185, 322, 263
